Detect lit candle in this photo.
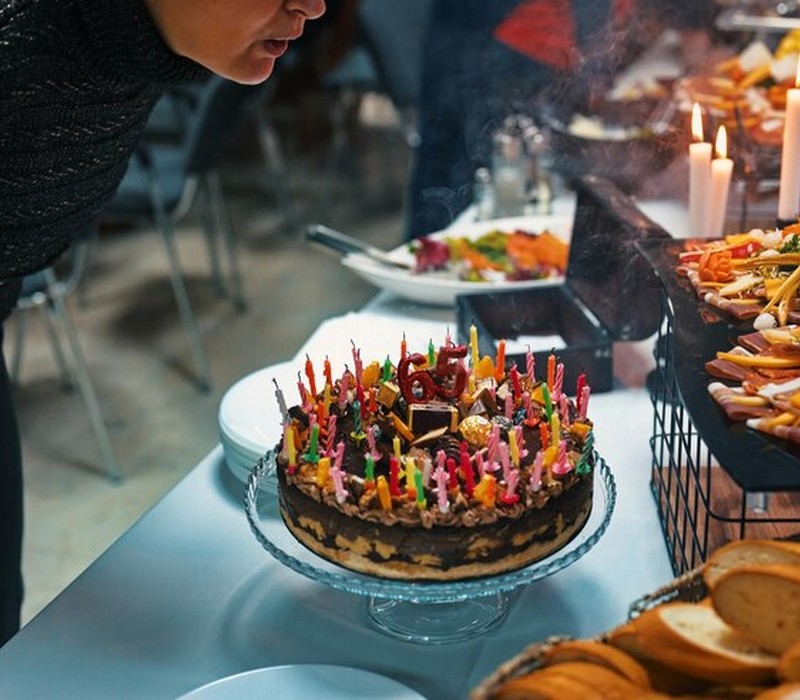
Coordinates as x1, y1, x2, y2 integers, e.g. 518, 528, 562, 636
494, 339, 506, 381
689, 102, 712, 236
780, 56, 800, 222
707, 125, 733, 238
470, 323, 479, 368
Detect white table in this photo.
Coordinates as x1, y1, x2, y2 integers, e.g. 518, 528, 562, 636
0, 198, 689, 699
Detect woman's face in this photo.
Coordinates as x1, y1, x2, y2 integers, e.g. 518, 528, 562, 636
146, 0, 326, 84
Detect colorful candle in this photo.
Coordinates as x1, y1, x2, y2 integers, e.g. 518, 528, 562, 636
526, 345, 535, 382
500, 468, 520, 505
393, 434, 401, 459
376, 475, 392, 511
364, 454, 375, 487
579, 385, 591, 421
779, 56, 800, 221
284, 423, 296, 470
575, 372, 587, 411
499, 441, 511, 482
323, 356, 333, 389
352, 399, 363, 435
351, 341, 363, 384
552, 439, 572, 475
338, 370, 350, 410
542, 382, 553, 421
331, 463, 347, 504
414, 470, 426, 509
389, 455, 401, 496
547, 353, 556, 392
550, 412, 561, 443
539, 421, 550, 450
366, 425, 381, 461
427, 338, 436, 367
553, 362, 564, 398
689, 102, 712, 236
305, 423, 320, 462
494, 339, 506, 381
446, 456, 458, 490
475, 450, 486, 478
325, 414, 337, 456
316, 456, 331, 489
510, 364, 522, 397
405, 457, 417, 500
487, 423, 500, 464
434, 464, 450, 513
530, 449, 544, 492
508, 429, 520, 467
707, 125, 733, 238
400, 332, 407, 361
368, 386, 377, 414
474, 473, 497, 508
305, 355, 318, 398
470, 323, 479, 368
382, 355, 392, 382
505, 392, 513, 419
273, 378, 289, 423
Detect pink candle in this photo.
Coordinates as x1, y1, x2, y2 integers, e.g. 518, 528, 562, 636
434, 465, 450, 513
338, 370, 350, 410
526, 346, 535, 382
505, 393, 513, 419
579, 385, 591, 421
510, 364, 522, 396
499, 441, 511, 482
530, 450, 544, 492
475, 450, 486, 478
689, 102, 712, 236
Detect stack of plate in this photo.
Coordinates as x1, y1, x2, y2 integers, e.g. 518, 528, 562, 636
217, 361, 296, 485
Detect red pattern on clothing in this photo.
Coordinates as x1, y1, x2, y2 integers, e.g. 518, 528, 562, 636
612, 0, 637, 26
493, 0, 579, 72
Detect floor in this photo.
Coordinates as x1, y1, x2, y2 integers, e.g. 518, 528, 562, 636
11, 90, 412, 625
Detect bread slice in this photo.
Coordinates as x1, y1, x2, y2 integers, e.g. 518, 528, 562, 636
605, 622, 714, 694
704, 540, 800, 589
753, 682, 800, 699
491, 668, 607, 699
779, 639, 800, 682
535, 661, 663, 698
541, 639, 652, 688
712, 563, 800, 655
630, 602, 778, 685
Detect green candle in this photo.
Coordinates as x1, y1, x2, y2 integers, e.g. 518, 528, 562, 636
365, 453, 375, 483
305, 423, 320, 463
542, 383, 553, 421
414, 469, 426, 509
427, 338, 435, 366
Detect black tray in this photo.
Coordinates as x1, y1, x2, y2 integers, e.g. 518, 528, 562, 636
637, 237, 800, 493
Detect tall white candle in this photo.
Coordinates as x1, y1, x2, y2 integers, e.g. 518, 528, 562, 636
779, 57, 800, 221
689, 103, 712, 236
707, 126, 733, 238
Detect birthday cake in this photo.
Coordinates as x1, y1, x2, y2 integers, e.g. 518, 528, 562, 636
274, 334, 596, 581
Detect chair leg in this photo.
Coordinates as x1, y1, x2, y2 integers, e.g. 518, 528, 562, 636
9, 311, 28, 384
42, 304, 75, 391
197, 180, 227, 298
206, 171, 246, 313
253, 108, 297, 230
146, 169, 212, 392
44, 270, 121, 483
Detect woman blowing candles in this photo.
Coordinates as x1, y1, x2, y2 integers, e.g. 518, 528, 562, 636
0, 0, 325, 648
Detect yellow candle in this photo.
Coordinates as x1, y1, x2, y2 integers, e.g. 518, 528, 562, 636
323, 383, 331, 413
285, 423, 296, 467
377, 475, 392, 511
550, 412, 561, 443
470, 323, 479, 368
474, 473, 497, 508
393, 434, 401, 459
316, 456, 330, 489
508, 429, 519, 467
405, 457, 417, 499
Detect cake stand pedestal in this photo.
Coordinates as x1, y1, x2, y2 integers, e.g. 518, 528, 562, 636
245, 452, 615, 645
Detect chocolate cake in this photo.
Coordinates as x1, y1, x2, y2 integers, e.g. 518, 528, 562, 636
274, 338, 596, 581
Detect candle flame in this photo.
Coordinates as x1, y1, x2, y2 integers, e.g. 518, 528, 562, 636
691, 102, 704, 142
715, 125, 727, 159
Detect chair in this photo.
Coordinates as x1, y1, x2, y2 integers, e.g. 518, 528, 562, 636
100, 76, 269, 391
10, 232, 121, 482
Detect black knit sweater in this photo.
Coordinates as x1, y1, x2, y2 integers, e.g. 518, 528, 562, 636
0, 0, 208, 320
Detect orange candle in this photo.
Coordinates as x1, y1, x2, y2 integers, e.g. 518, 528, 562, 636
377, 475, 392, 511
547, 353, 556, 391
305, 354, 318, 397
323, 356, 333, 389
494, 339, 506, 381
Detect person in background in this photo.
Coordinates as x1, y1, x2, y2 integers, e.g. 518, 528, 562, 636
0, 0, 326, 649
406, 0, 718, 238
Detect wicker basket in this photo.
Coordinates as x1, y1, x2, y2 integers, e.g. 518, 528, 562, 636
470, 566, 709, 699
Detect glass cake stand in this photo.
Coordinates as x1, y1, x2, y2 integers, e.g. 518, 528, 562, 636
245, 452, 616, 644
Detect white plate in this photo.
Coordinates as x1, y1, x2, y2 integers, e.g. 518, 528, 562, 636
177, 664, 424, 699
217, 362, 297, 482
342, 215, 572, 306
